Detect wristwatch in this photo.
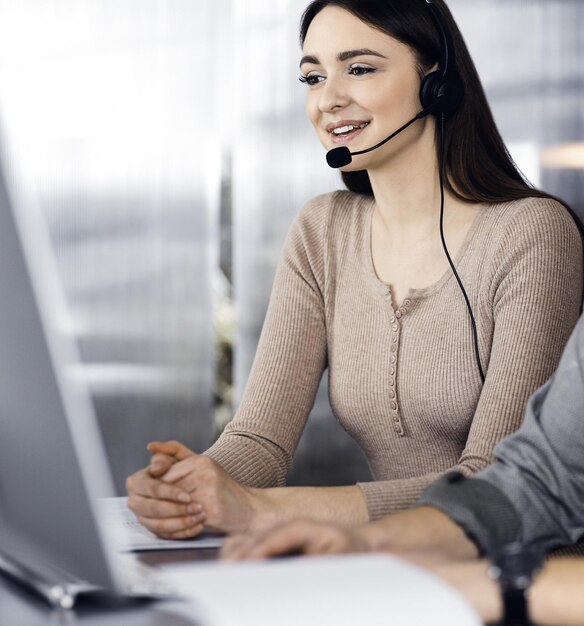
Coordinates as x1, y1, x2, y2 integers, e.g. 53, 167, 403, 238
488, 542, 543, 625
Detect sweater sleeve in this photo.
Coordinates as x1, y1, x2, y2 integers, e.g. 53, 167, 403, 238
359, 199, 583, 519
417, 313, 584, 556
204, 196, 330, 487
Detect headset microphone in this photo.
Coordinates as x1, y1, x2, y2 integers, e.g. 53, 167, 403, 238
325, 98, 447, 169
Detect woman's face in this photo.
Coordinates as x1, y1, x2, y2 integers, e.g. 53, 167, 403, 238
300, 6, 425, 171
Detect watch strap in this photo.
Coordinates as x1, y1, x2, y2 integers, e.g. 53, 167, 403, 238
502, 586, 530, 625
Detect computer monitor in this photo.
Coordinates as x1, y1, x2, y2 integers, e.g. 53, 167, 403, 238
0, 134, 123, 605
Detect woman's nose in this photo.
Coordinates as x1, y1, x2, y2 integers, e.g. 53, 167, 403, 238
318, 77, 350, 113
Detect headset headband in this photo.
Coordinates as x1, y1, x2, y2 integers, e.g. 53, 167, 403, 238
419, 0, 463, 116
424, 0, 456, 78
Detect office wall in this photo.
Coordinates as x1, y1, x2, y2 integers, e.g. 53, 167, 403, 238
0, 0, 581, 491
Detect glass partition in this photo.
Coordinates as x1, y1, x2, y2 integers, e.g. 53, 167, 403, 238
0, 0, 222, 492
0, 0, 581, 489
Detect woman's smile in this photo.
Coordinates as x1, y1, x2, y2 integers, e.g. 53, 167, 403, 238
327, 120, 370, 144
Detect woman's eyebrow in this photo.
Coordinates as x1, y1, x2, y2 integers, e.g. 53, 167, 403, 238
338, 48, 386, 62
299, 54, 319, 68
299, 48, 387, 68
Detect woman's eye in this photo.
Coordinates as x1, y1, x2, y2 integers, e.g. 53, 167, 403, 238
349, 65, 375, 76
299, 73, 324, 86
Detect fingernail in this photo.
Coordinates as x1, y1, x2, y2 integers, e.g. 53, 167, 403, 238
188, 503, 203, 514
192, 514, 205, 524
177, 493, 191, 504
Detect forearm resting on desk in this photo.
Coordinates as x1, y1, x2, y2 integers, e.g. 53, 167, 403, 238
252, 485, 369, 528
356, 506, 479, 558
222, 505, 478, 560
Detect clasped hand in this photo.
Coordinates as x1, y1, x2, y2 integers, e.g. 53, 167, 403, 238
126, 441, 263, 539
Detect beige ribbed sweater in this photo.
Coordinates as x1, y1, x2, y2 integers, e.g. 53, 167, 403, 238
206, 190, 583, 520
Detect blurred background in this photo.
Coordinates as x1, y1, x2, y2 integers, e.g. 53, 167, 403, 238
0, 0, 582, 494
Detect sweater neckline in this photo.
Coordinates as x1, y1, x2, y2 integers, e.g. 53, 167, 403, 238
361, 194, 488, 305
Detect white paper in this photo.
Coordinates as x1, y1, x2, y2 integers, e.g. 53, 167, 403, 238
98, 497, 224, 551
158, 554, 482, 626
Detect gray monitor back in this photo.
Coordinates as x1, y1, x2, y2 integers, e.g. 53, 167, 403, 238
0, 140, 118, 590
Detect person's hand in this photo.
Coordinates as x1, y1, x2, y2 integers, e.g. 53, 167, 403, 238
147, 440, 195, 476
160, 454, 265, 535
221, 519, 371, 560
126, 441, 206, 540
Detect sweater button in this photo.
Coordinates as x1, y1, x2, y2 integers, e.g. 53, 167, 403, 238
390, 401, 397, 410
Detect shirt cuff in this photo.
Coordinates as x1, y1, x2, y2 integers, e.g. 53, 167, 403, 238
415, 472, 522, 556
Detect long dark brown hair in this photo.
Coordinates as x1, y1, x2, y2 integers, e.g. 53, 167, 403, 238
299, 0, 568, 209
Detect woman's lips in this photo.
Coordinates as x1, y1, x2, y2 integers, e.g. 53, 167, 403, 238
328, 122, 369, 146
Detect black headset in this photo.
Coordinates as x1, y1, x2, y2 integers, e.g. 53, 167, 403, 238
325, 0, 464, 169
420, 0, 464, 117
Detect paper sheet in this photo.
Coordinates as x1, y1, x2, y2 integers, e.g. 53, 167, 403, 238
158, 553, 482, 626
98, 497, 224, 552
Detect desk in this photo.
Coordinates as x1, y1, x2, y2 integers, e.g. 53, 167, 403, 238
0, 549, 217, 625
2, 550, 524, 626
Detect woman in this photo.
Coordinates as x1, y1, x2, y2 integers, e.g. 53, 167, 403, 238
126, 0, 582, 539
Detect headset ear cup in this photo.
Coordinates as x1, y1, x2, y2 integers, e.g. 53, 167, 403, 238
420, 71, 464, 116
420, 70, 442, 110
